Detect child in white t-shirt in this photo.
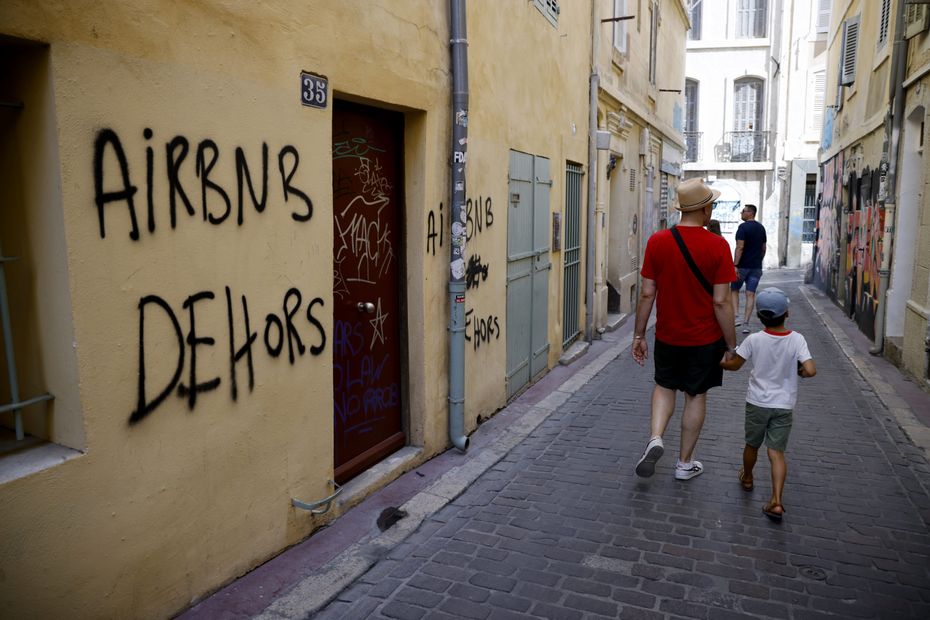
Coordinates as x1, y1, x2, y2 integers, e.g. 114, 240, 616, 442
720, 287, 816, 522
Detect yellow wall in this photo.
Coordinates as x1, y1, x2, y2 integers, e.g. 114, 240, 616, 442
0, 1, 591, 618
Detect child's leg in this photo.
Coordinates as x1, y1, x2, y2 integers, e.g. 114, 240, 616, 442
767, 448, 786, 510
742, 443, 758, 477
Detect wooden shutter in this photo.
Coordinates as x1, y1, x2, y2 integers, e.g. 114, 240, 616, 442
806, 70, 826, 134
906, 5, 930, 40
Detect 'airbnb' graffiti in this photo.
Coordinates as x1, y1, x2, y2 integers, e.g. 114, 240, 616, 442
93, 128, 313, 240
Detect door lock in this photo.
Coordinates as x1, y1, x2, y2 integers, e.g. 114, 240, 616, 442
357, 302, 376, 313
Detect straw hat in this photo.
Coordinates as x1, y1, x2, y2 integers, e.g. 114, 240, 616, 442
675, 178, 721, 212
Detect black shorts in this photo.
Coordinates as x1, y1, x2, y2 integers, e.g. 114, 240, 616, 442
654, 338, 727, 396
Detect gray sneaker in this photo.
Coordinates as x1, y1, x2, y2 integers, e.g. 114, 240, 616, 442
675, 460, 704, 480
635, 436, 664, 477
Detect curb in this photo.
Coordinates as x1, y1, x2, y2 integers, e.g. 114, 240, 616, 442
255, 326, 645, 619
799, 285, 930, 460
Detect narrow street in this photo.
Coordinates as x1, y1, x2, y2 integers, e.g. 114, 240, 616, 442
196, 270, 930, 619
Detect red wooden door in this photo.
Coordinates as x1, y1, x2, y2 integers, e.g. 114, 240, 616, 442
332, 101, 405, 484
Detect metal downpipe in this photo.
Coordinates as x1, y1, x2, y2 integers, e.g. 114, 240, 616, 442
447, 0, 469, 451
584, 0, 599, 342
871, 0, 907, 357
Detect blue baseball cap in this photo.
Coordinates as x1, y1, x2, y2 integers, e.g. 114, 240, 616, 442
755, 287, 789, 317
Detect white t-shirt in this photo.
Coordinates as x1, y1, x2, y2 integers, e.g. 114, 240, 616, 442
735, 330, 812, 410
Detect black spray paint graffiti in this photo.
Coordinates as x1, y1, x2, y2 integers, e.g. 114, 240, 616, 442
129, 285, 326, 425
94, 128, 313, 240
425, 195, 495, 255
465, 255, 489, 290
464, 309, 500, 351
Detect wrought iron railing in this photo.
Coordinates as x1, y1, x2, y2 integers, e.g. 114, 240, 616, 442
723, 130, 770, 162
684, 131, 702, 162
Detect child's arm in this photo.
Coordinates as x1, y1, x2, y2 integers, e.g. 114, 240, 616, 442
798, 358, 816, 378
720, 353, 746, 371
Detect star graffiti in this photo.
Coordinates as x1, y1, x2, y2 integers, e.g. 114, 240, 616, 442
369, 298, 388, 349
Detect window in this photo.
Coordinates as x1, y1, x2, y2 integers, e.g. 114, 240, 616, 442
734, 78, 764, 131
806, 70, 826, 135
533, 0, 560, 27
613, 0, 628, 54
905, 3, 930, 40
816, 0, 831, 33
685, 80, 700, 161
840, 16, 860, 86
802, 174, 817, 242
649, 1, 659, 86
688, 0, 702, 41
737, 0, 767, 38
877, 0, 891, 50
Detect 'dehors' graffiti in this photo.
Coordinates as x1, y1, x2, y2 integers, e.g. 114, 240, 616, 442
92, 128, 327, 425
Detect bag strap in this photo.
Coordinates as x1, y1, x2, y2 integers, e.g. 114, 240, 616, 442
670, 226, 713, 296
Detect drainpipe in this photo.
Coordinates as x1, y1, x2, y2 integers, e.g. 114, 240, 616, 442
870, 0, 907, 356
584, 0, 600, 342
447, 0, 469, 451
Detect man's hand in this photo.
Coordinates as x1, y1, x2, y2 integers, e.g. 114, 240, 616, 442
632, 338, 648, 366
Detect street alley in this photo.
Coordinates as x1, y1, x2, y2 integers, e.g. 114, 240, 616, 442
190, 271, 930, 620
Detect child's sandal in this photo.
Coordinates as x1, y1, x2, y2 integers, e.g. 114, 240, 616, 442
737, 467, 754, 492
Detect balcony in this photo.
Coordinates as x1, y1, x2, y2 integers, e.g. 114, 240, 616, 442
684, 132, 702, 163
721, 130, 770, 163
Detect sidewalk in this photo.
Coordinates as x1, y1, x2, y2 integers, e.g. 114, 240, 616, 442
179, 270, 930, 619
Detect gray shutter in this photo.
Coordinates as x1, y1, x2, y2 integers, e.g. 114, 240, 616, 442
841, 16, 859, 86
906, 5, 930, 40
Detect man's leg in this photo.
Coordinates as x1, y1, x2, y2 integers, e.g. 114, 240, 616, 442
680, 391, 707, 463
730, 289, 741, 324
650, 384, 677, 438
743, 290, 756, 324
635, 384, 676, 477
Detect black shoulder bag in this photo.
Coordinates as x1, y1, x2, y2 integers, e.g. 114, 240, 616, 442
669, 226, 713, 296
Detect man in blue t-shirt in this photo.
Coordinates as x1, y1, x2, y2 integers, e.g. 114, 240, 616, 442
731, 204, 767, 333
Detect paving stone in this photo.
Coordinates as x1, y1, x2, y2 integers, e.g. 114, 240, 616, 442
303, 277, 930, 620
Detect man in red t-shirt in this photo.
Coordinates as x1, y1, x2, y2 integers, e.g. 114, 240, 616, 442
631, 178, 738, 481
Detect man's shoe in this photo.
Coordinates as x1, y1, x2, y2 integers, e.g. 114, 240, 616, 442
635, 437, 664, 478
742, 325, 751, 334
675, 460, 704, 480
734, 318, 742, 327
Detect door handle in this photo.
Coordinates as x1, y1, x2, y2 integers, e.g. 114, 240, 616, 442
357, 302, 376, 313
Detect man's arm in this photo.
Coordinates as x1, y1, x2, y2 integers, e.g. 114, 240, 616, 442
631, 277, 657, 366
713, 282, 738, 361
760, 242, 767, 261
733, 239, 745, 268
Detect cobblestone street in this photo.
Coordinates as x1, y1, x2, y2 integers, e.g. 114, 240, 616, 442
298, 273, 930, 620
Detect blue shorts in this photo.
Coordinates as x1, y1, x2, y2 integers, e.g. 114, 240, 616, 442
731, 268, 763, 292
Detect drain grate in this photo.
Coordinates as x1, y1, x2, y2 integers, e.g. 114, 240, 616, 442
799, 566, 828, 581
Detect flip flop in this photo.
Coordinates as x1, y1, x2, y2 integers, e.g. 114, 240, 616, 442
737, 467, 754, 492
762, 503, 785, 522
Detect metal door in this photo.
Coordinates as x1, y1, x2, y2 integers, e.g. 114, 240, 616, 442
332, 101, 405, 484
562, 163, 583, 346
506, 151, 551, 399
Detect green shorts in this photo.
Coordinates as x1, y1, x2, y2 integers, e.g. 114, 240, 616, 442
745, 403, 793, 451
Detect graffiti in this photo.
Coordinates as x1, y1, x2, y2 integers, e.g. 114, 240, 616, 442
128, 285, 326, 425
845, 167, 884, 338
332, 324, 400, 431
815, 151, 843, 295
426, 202, 445, 256
93, 128, 313, 240
369, 298, 388, 350
426, 194, 494, 256
335, 201, 395, 285
465, 309, 500, 351
465, 255, 489, 290
465, 196, 494, 241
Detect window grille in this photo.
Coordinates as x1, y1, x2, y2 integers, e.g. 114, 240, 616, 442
533, 0, 560, 27
802, 174, 817, 242
0, 244, 55, 441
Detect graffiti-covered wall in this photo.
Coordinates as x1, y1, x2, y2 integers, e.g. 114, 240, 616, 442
814, 152, 844, 299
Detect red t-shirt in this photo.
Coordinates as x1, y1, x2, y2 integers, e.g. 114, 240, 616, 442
640, 226, 736, 346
